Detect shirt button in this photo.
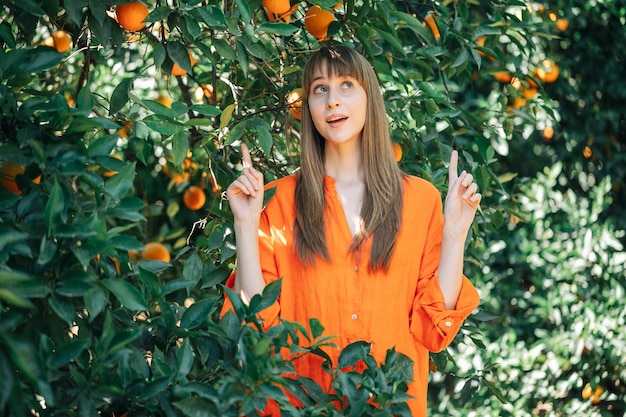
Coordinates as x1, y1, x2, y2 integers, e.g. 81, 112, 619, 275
351, 313, 358, 320
354, 266, 359, 272
444, 321, 452, 327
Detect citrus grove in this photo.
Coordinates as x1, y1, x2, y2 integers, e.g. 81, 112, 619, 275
1, 0, 624, 416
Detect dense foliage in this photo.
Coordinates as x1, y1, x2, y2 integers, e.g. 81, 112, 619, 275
1, 0, 624, 416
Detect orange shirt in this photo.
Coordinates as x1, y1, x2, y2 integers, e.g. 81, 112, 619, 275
227, 174, 480, 416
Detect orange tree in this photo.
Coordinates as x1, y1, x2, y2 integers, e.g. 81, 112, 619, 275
443, 1, 626, 416
0, 0, 565, 415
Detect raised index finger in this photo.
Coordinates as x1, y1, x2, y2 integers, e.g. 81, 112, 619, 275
241, 143, 252, 169
449, 149, 459, 184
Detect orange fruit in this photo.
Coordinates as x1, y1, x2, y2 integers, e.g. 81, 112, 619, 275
542, 126, 554, 140
103, 153, 123, 177
555, 18, 569, 31
304, 5, 336, 40
118, 121, 132, 138
591, 386, 604, 404
141, 242, 171, 263
522, 86, 538, 99
171, 50, 196, 76
424, 12, 440, 40
1, 162, 25, 195
116, 2, 150, 32
392, 142, 402, 162
535, 59, 559, 83
287, 88, 303, 120
475, 36, 487, 56
492, 72, 512, 83
155, 94, 172, 108
262, 0, 291, 15
52, 30, 72, 53
183, 185, 206, 210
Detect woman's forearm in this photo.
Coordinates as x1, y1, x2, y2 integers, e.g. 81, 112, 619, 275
233, 220, 266, 300
437, 225, 467, 310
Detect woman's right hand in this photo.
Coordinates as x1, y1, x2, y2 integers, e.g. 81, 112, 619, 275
226, 143, 265, 225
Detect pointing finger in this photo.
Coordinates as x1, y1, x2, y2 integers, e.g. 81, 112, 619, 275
449, 149, 459, 185
241, 143, 252, 169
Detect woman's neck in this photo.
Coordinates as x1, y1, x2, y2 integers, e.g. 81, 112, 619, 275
324, 142, 364, 186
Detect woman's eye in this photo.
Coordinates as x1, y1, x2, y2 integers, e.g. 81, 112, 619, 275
313, 85, 327, 94
341, 81, 353, 89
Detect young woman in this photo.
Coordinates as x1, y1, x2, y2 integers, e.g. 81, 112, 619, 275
225, 45, 482, 416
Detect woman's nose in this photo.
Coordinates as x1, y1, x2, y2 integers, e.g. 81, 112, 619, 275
326, 89, 340, 108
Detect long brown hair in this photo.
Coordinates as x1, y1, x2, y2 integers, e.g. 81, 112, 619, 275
294, 45, 404, 270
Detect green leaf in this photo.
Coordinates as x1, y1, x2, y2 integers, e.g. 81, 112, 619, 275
49, 294, 75, 326
153, 42, 166, 69
185, 13, 203, 39
224, 121, 245, 145
375, 28, 407, 57
17, 47, 63, 73
104, 161, 136, 201
481, 377, 508, 404
84, 286, 106, 322
168, 41, 193, 75
189, 104, 221, 117
182, 252, 203, 282
180, 298, 215, 330
172, 131, 189, 167
110, 78, 134, 115
176, 338, 194, 381
256, 127, 273, 156
0, 288, 34, 309
257, 22, 299, 36
234, 0, 251, 23
248, 279, 282, 316
338, 341, 370, 369
143, 119, 186, 136
146, 6, 173, 22
219, 103, 235, 130
309, 318, 325, 339
50, 339, 88, 368
173, 397, 216, 416
44, 179, 65, 235
101, 279, 149, 310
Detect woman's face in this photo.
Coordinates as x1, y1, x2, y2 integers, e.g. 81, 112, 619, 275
307, 65, 367, 148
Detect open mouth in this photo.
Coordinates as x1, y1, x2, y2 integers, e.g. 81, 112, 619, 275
326, 115, 347, 126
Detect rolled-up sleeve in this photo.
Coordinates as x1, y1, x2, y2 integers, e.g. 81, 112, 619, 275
410, 273, 480, 352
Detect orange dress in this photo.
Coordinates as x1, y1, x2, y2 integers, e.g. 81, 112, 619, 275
226, 174, 480, 416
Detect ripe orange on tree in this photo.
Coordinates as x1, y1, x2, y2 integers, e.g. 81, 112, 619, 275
262, 0, 290, 15
183, 185, 206, 210
555, 18, 569, 31
103, 153, 123, 177
52, 30, 72, 53
171, 50, 196, 76
116, 2, 150, 32
542, 126, 554, 140
287, 88, 303, 120
140, 242, 171, 263
535, 59, 559, 83
1, 162, 40, 195
492, 71, 512, 83
155, 94, 172, 108
304, 5, 336, 41
392, 142, 403, 162
1, 162, 25, 194
424, 12, 440, 40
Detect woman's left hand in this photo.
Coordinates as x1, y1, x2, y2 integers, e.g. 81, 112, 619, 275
444, 150, 482, 237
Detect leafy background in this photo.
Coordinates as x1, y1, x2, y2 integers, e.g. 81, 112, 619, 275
0, 0, 624, 416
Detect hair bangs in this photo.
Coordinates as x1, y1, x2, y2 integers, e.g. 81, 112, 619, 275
303, 46, 368, 97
